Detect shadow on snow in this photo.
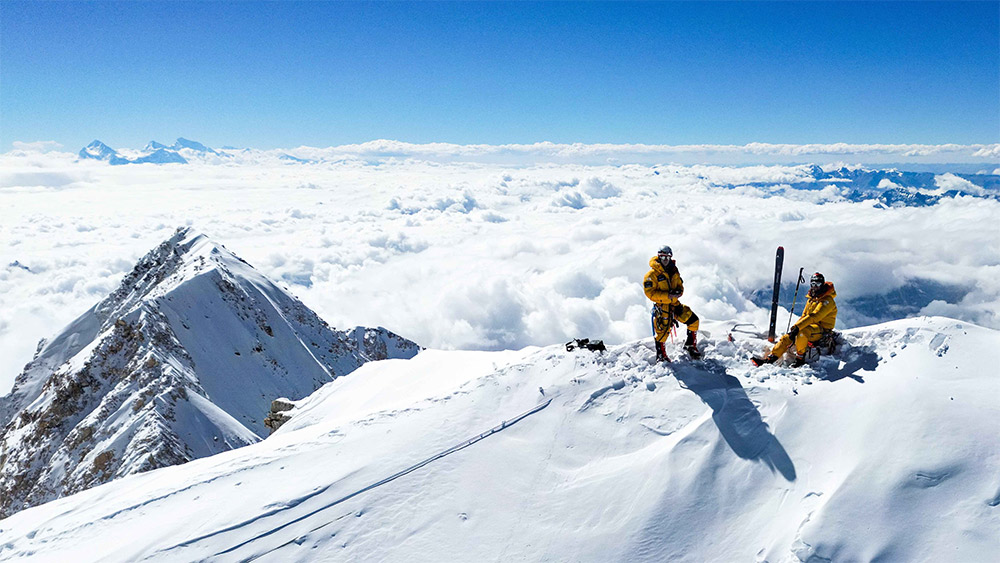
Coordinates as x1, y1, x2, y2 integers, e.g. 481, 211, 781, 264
816, 345, 880, 383
672, 359, 797, 482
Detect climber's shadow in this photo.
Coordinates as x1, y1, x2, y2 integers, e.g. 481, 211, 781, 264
815, 342, 880, 384
672, 359, 796, 482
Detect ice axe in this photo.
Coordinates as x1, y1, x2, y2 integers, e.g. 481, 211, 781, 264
728, 323, 765, 341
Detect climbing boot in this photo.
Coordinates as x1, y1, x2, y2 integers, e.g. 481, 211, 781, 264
751, 354, 779, 367
655, 341, 670, 363
684, 330, 702, 359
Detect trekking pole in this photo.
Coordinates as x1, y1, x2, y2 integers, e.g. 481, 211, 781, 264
786, 268, 805, 333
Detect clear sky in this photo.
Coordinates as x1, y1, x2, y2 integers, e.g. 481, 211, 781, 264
2, 1, 998, 150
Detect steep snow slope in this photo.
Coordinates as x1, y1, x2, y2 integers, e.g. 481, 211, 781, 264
0, 228, 418, 517
0, 317, 996, 562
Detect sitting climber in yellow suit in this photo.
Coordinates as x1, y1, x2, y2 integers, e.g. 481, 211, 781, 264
753, 272, 837, 367
644, 245, 701, 361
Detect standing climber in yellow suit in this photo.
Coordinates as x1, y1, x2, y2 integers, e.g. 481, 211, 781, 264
753, 272, 838, 367
644, 245, 701, 361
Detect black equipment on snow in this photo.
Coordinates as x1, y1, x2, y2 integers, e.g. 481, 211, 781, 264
786, 267, 805, 333
565, 338, 607, 352
768, 246, 784, 342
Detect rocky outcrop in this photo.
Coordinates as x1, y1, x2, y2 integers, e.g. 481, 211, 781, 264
263, 398, 296, 434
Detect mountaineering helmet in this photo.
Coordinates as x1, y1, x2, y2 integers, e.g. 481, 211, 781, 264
810, 272, 825, 291
657, 245, 673, 263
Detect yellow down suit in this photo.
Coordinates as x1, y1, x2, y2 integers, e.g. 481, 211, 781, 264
771, 282, 838, 358
643, 257, 699, 342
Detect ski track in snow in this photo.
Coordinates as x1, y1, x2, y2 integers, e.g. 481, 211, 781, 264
149, 398, 552, 561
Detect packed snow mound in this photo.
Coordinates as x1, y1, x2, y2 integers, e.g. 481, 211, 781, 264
0, 228, 419, 518
0, 316, 996, 562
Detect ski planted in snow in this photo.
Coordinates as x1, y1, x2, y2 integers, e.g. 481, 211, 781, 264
768, 246, 784, 342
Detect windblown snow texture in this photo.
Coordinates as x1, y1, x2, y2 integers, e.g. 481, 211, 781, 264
0, 228, 418, 517
0, 317, 996, 562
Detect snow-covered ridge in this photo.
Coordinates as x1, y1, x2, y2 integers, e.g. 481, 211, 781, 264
0, 316, 996, 561
0, 228, 419, 518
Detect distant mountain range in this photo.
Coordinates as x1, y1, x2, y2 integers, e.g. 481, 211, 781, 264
78, 138, 218, 165
0, 228, 419, 517
737, 164, 1000, 207
73, 139, 998, 207
77, 138, 318, 166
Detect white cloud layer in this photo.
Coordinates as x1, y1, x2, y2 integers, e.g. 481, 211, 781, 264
284, 140, 1000, 165
12, 140, 1000, 167
1, 151, 998, 394
10, 141, 63, 153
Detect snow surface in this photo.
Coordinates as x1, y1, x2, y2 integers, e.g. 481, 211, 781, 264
1, 149, 998, 396
0, 316, 996, 562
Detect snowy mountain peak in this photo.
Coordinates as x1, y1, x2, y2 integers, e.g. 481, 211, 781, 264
0, 228, 419, 517
91, 227, 223, 322
84, 139, 112, 152
172, 137, 217, 154
78, 140, 126, 164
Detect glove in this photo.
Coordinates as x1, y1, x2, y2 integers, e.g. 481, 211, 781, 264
788, 325, 799, 339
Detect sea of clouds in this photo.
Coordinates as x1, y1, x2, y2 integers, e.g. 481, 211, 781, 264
1, 143, 998, 394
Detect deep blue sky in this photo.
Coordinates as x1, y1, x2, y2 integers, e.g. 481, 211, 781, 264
2, 1, 998, 150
